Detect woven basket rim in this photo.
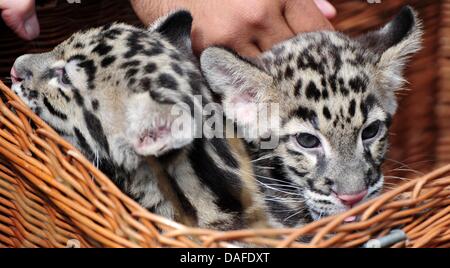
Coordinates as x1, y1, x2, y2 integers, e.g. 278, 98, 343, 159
1, 80, 449, 248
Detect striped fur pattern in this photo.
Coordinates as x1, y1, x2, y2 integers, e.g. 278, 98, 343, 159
11, 8, 422, 229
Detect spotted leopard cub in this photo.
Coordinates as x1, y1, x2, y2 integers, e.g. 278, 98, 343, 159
10, 6, 423, 229
200, 6, 423, 224
10, 12, 212, 223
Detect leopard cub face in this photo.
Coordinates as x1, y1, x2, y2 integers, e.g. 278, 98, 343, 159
201, 6, 423, 223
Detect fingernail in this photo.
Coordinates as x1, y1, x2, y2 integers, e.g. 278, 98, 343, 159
314, 0, 337, 18
24, 14, 40, 40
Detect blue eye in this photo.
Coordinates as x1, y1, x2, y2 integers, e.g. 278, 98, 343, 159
362, 121, 380, 140
296, 133, 321, 148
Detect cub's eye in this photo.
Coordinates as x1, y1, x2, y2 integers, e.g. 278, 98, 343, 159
56, 68, 70, 85
296, 133, 321, 149
362, 120, 380, 140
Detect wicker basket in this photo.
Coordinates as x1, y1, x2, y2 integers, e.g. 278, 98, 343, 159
0, 0, 448, 248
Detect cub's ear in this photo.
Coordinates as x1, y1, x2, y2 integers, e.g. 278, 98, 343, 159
200, 47, 279, 140
151, 10, 193, 55
358, 6, 423, 89
125, 93, 196, 157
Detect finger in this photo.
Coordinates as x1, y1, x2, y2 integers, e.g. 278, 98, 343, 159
0, 0, 39, 40
314, 0, 337, 19
284, 0, 334, 34
191, 25, 262, 58
232, 42, 262, 58
255, 15, 295, 52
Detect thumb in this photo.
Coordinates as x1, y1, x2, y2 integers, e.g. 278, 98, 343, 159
0, 0, 40, 40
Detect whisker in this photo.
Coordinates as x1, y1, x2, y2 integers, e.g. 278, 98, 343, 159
284, 209, 307, 222
257, 180, 303, 196
253, 165, 276, 170
255, 175, 300, 187
250, 154, 275, 163
384, 175, 409, 180
264, 196, 306, 203
226, 164, 303, 196
262, 183, 301, 190
390, 168, 424, 176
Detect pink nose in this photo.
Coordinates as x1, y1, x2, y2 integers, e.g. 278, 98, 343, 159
337, 189, 368, 207
10, 67, 20, 83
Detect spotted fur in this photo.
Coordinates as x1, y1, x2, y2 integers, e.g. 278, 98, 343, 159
11, 7, 422, 229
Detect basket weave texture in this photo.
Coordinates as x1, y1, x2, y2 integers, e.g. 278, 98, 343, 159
0, 0, 449, 248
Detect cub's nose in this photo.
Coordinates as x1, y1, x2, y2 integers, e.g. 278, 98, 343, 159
10, 66, 22, 84
11, 54, 33, 84
337, 189, 368, 207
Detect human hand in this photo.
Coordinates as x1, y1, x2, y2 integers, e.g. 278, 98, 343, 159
131, 0, 336, 57
0, 0, 40, 40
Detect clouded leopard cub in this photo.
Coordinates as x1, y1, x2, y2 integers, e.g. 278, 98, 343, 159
11, 7, 422, 229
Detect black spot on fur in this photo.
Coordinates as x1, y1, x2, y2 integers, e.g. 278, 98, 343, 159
210, 139, 239, 169
328, 75, 338, 94
124, 31, 146, 58
103, 28, 122, 39
74, 43, 85, 49
29, 90, 38, 99
189, 139, 243, 217
333, 118, 338, 128
158, 73, 178, 90
171, 62, 183, 76
120, 60, 140, 69
307, 179, 329, 196
187, 70, 203, 95
361, 94, 377, 122
92, 42, 113, 56
284, 65, 294, 79
144, 63, 157, 73
101, 56, 116, 67
58, 88, 70, 102
67, 54, 87, 62
338, 78, 349, 96
323, 106, 331, 120
142, 47, 163, 57
321, 78, 327, 88
293, 106, 317, 123
92, 99, 99, 111
294, 79, 302, 96
128, 78, 136, 87
83, 109, 109, 154
321, 88, 329, 99
73, 127, 94, 157
78, 60, 97, 90
349, 76, 367, 93
349, 99, 356, 117
297, 50, 324, 74
140, 77, 152, 90
43, 96, 67, 120
125, 68, 138, 79
72, 88, 84, 106
305, 81, 321, 101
